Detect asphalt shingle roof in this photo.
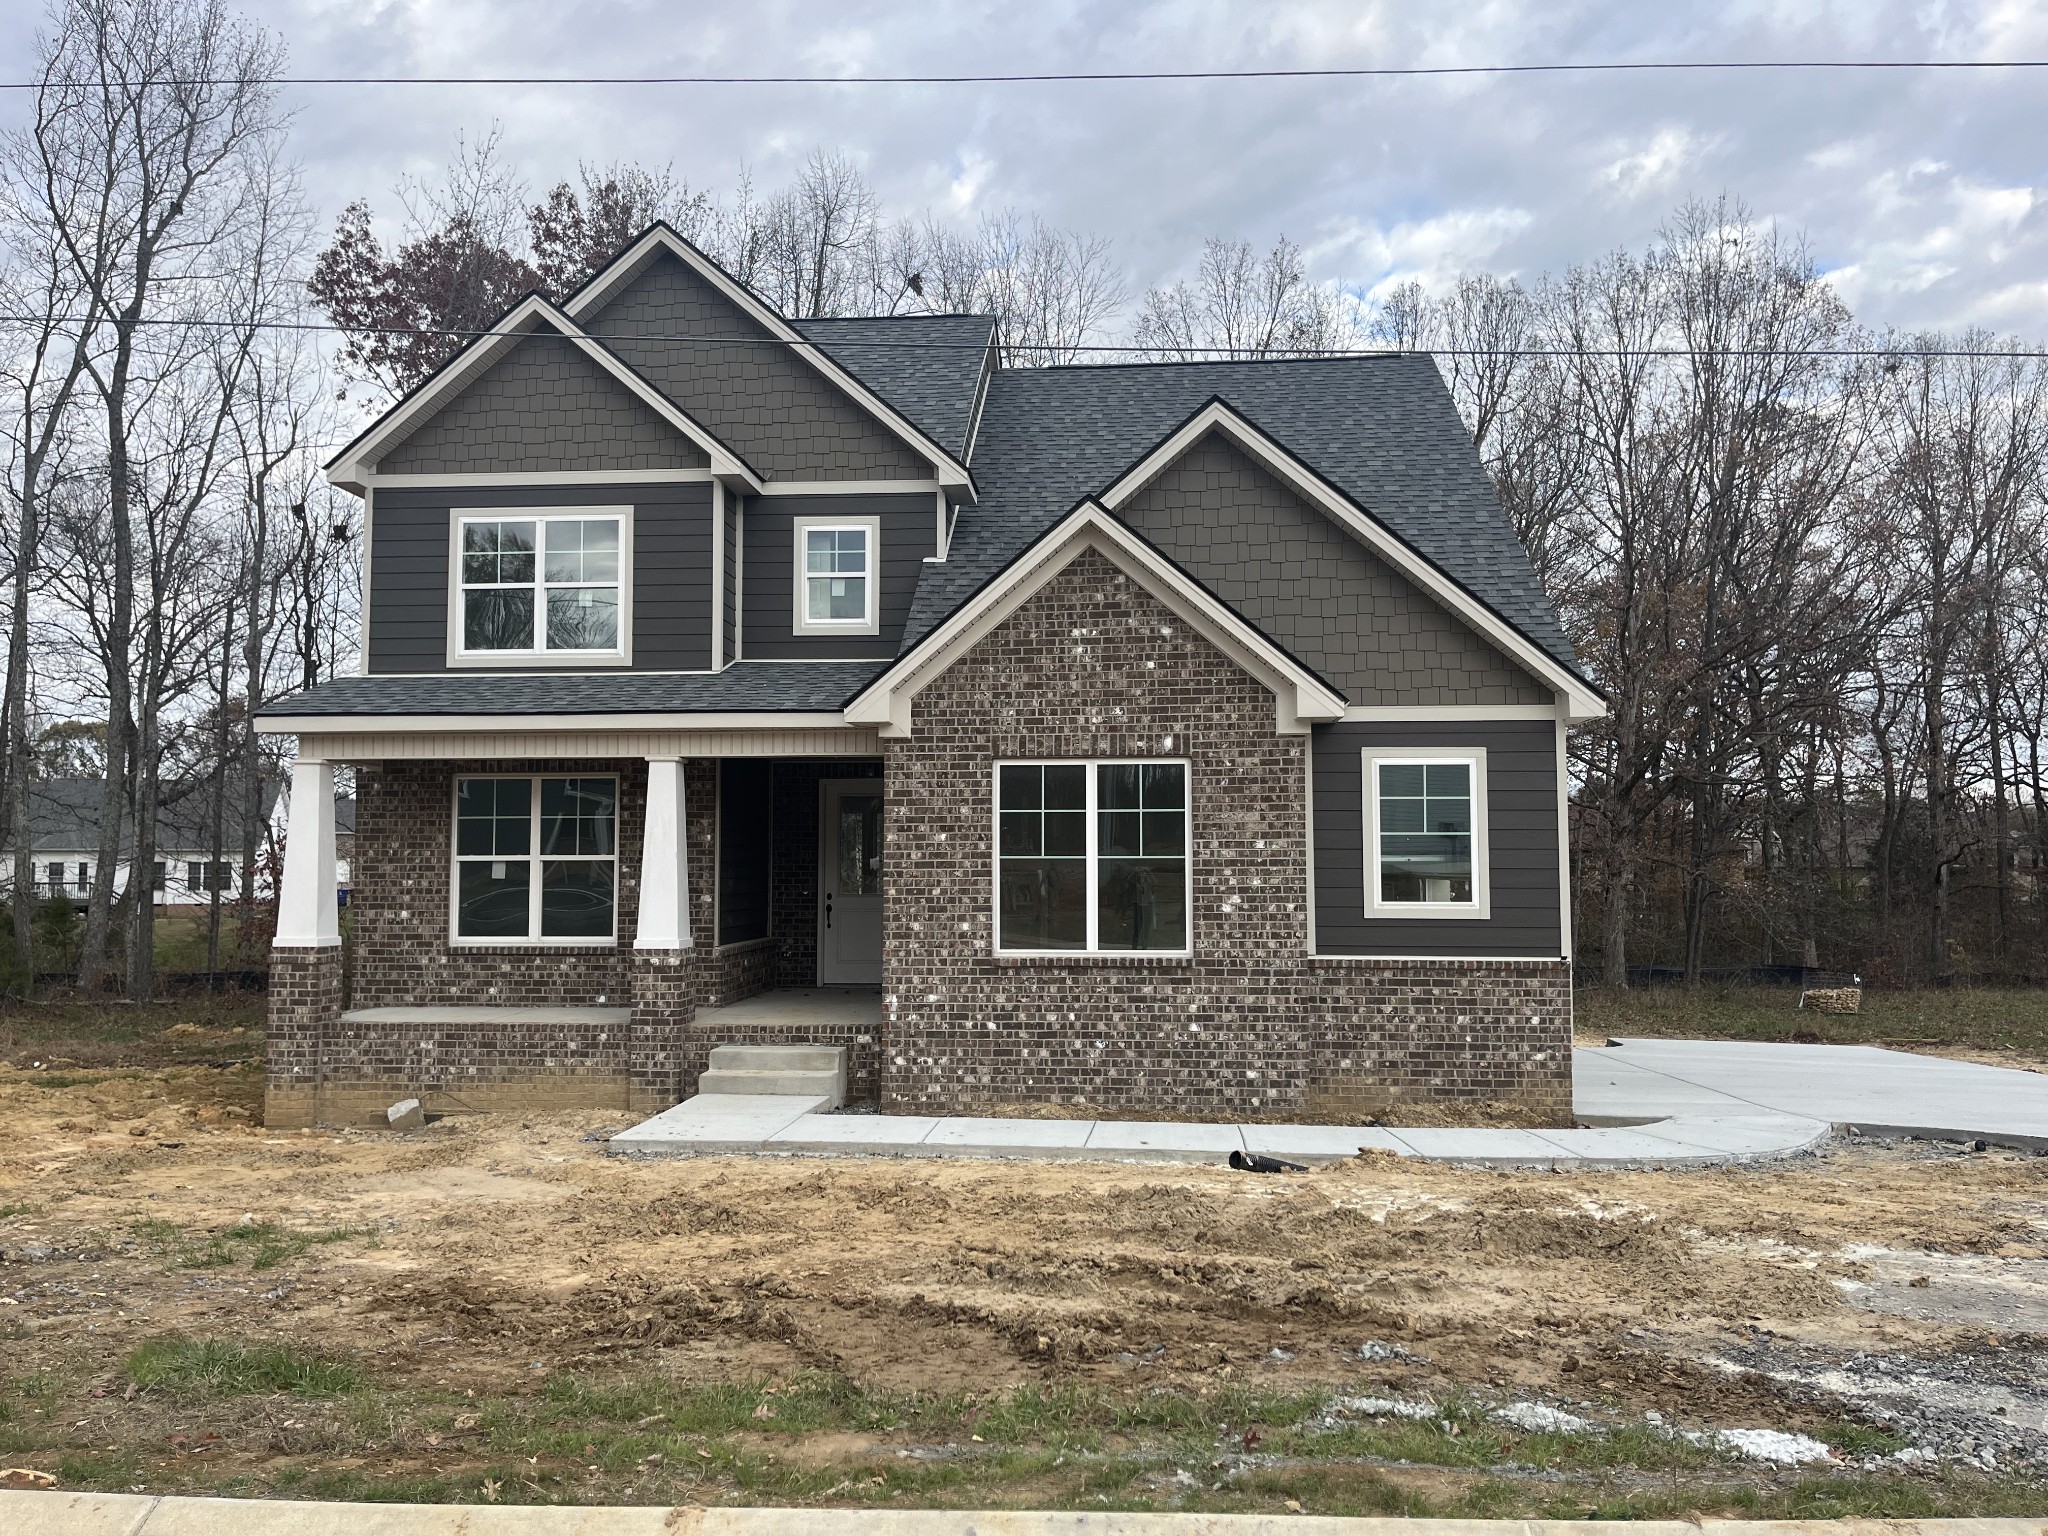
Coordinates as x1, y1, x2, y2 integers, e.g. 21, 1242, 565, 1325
792, 314, 994, 461
903, 354, 1580, 675
4, 776, 280, 854
261, 661, 887, 719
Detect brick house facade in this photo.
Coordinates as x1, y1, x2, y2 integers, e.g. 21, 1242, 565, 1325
257, 223, 1599, 1129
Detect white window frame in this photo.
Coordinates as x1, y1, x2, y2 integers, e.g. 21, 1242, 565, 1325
791, 514, 880, 636
448, 773, 620, 947
991, 758, 1194, 957
1363, 748, 1490, 920
446, 507, 634, 667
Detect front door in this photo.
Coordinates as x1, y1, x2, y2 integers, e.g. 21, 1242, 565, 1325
818, 779, 884, 984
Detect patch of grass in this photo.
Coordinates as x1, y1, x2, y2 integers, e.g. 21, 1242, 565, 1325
124, 1338, 364, 1400
0, 1201, 35, 1219
1576, 984, 2048, 1057
0, 990, 266, 1069
131, 1217, 373, 1271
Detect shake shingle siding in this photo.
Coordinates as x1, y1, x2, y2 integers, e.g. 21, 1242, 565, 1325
378, 332, 704, 475
367, 483, 714, 674
583, 253, 932, 481
1120, 433, 1550, 707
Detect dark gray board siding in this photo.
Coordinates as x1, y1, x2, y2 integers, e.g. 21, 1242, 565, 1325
1312, 719, 1563, 958
368, 482, 714, 674
741, 494, 935, 661
724, 493, 741, 663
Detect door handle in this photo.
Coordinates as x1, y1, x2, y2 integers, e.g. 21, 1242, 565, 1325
825, 892, 833, 928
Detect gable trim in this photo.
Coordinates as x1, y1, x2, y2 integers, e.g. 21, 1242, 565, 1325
1099, 399, 1606, 723
844, 500, 1348, 739
564, 225, 976, 494
323, 296, 764, 495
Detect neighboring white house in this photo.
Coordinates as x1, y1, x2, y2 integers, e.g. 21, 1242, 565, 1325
0, 777, 287, 909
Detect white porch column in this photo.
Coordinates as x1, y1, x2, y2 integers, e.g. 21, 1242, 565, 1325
636, 756, 693, 949
274, 756, 339, 947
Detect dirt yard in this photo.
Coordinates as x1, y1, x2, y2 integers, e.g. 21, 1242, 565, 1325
1, 997, 2047, 1517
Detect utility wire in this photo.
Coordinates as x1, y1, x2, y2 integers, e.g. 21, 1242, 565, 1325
0, 312, 2040, 359
1, 59, 2046, 89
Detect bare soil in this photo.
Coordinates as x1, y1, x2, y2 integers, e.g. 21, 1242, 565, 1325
3, 1046, 2047, 1514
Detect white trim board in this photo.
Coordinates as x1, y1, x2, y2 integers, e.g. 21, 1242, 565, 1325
1343, 703, 1558, 721
364, 469, 714, 489
758, 480, 946, 497
323, 296, 764, 495
1098, 400, 1605, 724
845, 501, 1347, 740
264, 711, 860, 735
562, 225, 975, 494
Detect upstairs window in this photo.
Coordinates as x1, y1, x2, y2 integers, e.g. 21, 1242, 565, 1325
793, 516, 878, 634
453, 775, 617, 943
1365, 751, 1489, 918
454, 511, 628, 660
996, 761, 1189, 954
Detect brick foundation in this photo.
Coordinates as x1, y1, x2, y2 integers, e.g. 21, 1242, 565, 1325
880, 548, 1573, 1120
263, 945, 343, 1129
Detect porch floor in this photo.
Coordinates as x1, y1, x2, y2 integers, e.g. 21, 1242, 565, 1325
696, 987, 882, 1033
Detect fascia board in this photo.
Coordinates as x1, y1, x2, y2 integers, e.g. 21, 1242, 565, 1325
845, 502, 1345, 737
259, 711, 860, 735
563, 224, 975, 490
1100, 400, 1607, 722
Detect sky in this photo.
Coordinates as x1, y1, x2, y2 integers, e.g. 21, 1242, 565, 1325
2, 0, 2046, 338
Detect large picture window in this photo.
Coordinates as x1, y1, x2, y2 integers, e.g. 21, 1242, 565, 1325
453, 776, 617, 942
996, 761, 1189, 953
1365, 751, 1489, 918
453, 511, 628, 660
792, 516, 878, 634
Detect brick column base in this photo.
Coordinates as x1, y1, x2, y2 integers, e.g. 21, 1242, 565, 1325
265, 945, 343, 1128
629, 949, 700, 1113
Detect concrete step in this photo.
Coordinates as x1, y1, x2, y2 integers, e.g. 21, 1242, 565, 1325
699, 1066, 842, 1098
707, 1044, 845, 1073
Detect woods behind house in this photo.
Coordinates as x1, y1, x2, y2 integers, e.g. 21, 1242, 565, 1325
3, 0, 2045, 996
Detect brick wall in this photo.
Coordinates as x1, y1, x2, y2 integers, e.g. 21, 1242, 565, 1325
264, 946, 343, 1129
880, 546, 1572, 1119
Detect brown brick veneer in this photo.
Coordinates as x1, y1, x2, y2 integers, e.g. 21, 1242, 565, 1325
880, 546, 1572, 1120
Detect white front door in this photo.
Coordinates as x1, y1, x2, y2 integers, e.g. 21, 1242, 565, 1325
818, 778, 884, 985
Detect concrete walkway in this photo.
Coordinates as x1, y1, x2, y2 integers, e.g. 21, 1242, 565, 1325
13, 1491, 2048, 1535
610, 1038, 2048, 1169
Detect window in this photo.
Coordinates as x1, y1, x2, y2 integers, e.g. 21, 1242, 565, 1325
1364, 751, 1489, 917
152, 862, 166, 893
792, 516, 878, 634
45, 862, 62, 894
452, 510, 629, 661
996, 761, 1189, 953
453, 776, 618, 943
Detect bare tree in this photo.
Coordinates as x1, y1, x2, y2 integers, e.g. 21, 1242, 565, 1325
1135, 236, 1350, 360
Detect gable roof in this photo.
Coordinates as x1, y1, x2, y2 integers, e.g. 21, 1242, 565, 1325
906, 354, 1585, 684
5, 776, 282, 855
324, 295, 764, 492
790, 313, 996, 461
562, 225, 976, 492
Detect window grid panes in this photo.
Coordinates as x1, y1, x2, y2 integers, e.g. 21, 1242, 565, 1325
1376, 759, 1476, 906
802, 524, 871, 625
454, 776, 617, 940
997, 762, 1189, 953
459, 515, 622, 654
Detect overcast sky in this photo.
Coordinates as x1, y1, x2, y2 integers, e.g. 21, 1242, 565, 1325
3, 0, 2045, 338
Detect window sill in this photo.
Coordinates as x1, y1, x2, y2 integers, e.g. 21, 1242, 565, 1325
1364, 907, 1491, 921
445, 651, 632, 669
447, 938, 618, 950
992, 951, 1193, 968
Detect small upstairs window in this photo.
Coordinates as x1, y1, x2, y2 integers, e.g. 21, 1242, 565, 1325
453, 510, 629, 662
793, 516, 878, 635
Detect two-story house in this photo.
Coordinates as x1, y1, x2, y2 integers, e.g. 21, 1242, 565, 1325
256, 223, 1604, 1130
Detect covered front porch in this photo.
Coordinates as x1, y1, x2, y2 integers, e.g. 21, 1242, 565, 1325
262, 728, 890, 1127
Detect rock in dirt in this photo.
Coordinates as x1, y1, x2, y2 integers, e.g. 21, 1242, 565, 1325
386, 1098, 425, 1131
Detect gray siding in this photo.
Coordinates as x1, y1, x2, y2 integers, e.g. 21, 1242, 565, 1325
378, 333, 705, 476
584, 252, 932, 481
1312, 719, 1562, 958
1119, 433, 1551, 707
723, 493, 741, 663
741, 494, 932, 660
368, 483, 714, 674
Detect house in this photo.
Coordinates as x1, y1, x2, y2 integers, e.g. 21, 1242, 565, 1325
255, 223, 1605, 1130
0, 776, 282, 910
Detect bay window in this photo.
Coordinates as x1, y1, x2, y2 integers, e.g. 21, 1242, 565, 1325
996, 760, 1189, 953
453, 775, 617, 942
453, 510, 628, 661
1364, 750, 1489, 917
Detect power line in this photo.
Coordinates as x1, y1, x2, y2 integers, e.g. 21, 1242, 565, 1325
1, 312, 2040, 359
1, 59, 2046, 89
